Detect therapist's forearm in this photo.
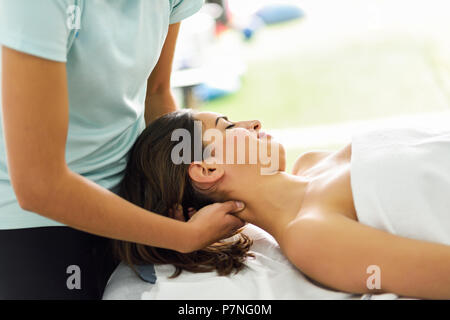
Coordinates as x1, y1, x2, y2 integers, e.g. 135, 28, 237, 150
144, 90, 178, 126
21, 167, 191, 252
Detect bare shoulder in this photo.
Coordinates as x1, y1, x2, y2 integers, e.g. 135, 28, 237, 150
280, 214, 329, 263
279, 213, 374, 293
292, 143, 352, 176
281, 211, 383, 271
291, 150, 332, 175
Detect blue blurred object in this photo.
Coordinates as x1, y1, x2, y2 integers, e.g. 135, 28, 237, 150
194, 76, 241, 101
195, 83, 233, 101
241, 3, 304, 40
255, 4, 304, 25
243, 15, 265, 40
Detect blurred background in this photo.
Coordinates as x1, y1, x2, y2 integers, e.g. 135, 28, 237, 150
1, 1, 448, 170
171, 0, 450, 170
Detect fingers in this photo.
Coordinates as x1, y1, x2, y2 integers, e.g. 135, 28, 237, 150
187, 207, 196, 218
170, 204, 185, 221
169, 205, 197, 222
223, 201, 248, 225
216, 201, 246, 231
185, 201, 249, 251
226, 213, 246, 231
219, 200, 245, 214
224, 218, 247, 240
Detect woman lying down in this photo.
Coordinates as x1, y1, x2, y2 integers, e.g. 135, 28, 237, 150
112, 110, 450, 300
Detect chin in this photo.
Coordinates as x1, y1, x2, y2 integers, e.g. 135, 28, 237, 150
277, 143, 287, 172
258, 140, 286, 174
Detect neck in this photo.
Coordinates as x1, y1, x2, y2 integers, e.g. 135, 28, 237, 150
230, 171, 309, 243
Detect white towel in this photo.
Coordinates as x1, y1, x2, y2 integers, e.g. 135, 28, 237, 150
351, 125, 450, 245
136, 225, 391, 300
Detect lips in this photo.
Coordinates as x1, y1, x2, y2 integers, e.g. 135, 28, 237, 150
258, 131, 271, 139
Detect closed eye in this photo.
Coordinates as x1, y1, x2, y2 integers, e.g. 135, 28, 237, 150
225, 124, 235, 130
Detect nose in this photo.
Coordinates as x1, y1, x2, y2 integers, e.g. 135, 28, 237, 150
238, 120, 261, 132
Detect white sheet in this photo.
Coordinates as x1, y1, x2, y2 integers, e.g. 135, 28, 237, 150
351, 125, 450, 245
103, 224, 399, 300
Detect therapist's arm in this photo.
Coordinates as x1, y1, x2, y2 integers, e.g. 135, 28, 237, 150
144, 22, 180, 126
1, 46, 244, 253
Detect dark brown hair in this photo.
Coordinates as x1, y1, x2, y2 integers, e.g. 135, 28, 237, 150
112, 110, 253, 278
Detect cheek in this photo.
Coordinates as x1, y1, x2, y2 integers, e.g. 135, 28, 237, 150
224, 129, 257, 164
211, 129, 284, 167
256, 138, 286, 170
276, 142, 286, 169
203, 133, 228, 164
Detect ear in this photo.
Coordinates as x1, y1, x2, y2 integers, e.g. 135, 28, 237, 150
188, 161, 224, 186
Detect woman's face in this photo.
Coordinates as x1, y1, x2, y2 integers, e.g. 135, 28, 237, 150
193, 111, 286, 174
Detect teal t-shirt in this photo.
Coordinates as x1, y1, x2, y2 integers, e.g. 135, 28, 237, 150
0, 0, 203, 229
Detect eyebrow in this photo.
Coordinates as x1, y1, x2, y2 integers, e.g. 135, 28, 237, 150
215, 116, 228, 127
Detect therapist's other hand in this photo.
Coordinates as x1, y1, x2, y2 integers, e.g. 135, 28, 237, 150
168, 204, 196, 222
180, 201, 246, 253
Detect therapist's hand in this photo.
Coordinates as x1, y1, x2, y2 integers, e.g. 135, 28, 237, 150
179, 201, 246, 253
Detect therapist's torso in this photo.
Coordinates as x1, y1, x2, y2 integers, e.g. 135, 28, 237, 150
0, 0, 203, 229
